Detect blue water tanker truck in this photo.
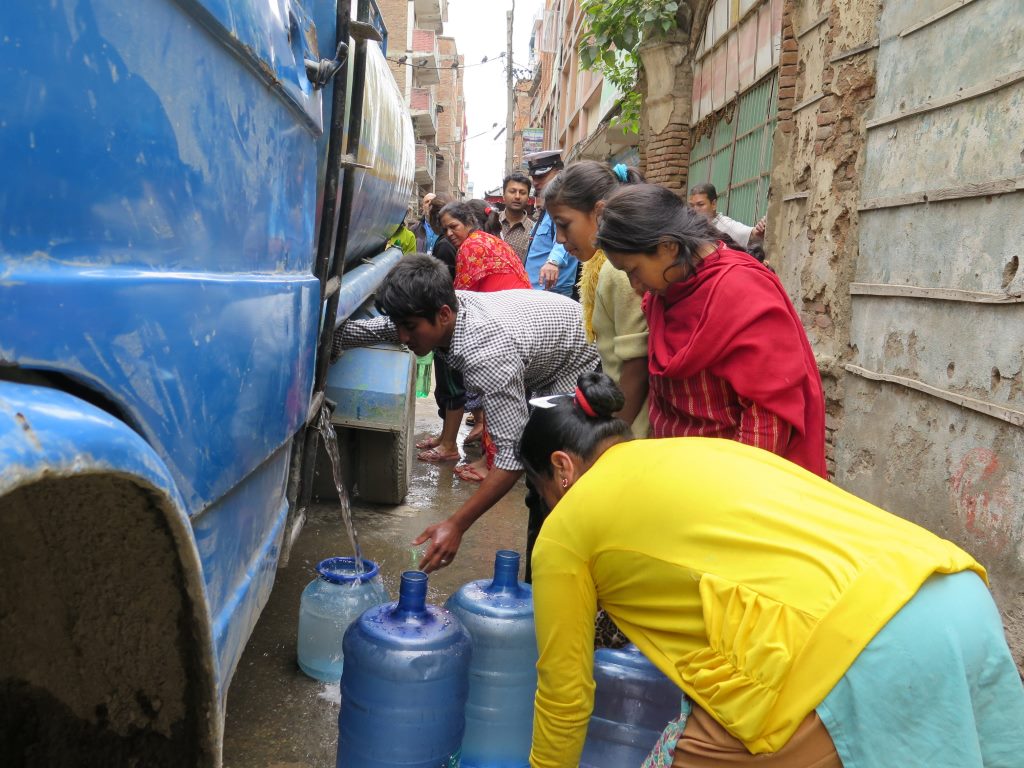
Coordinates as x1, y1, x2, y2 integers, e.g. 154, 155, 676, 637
0, 1, 417, 764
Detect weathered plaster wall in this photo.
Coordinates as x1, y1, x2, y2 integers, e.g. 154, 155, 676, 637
770, 0, 1024, 669
768, 0, 878, 477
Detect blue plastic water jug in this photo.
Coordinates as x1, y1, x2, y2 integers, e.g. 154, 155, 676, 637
445, 550, 537, 768
337, 570, 472, 768
297, 557, 389, 682
579, 644, 683, 767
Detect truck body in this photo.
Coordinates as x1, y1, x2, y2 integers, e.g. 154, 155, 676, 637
0, 1, 415, 764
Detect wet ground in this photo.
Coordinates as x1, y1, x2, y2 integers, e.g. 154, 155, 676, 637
222, 395, 528, 768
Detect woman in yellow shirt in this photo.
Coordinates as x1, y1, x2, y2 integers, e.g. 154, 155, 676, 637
519, 373, 1024, 767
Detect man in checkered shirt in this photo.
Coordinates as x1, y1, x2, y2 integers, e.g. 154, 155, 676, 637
333, 254, 599, 576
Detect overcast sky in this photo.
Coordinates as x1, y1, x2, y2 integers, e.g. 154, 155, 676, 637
442, 0, 545, 197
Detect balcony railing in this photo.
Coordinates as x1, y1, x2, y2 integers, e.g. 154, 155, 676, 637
410, 87, 437, 138
414, 0, 447, 33
411, 28, 440, 86
415, 143, 436, 187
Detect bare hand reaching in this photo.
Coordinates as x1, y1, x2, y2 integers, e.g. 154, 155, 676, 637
412, 518, 464, 573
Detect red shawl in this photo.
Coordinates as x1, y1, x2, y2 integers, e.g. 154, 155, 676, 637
645, 246, 827, 477
453, 230, 530, 292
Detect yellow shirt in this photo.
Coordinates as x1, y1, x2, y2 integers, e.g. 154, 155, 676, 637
529, 438, 984, 767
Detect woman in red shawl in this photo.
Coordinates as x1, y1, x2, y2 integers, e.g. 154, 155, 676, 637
439, 201, 530, 292
596, 184, 828, 478
438, 200, 530, 481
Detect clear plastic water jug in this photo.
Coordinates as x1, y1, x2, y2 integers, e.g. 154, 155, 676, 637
415, 351, 434, 398
337, 570, 472, 768
580, 644, 683, 767
445, 550, 536, 767
296, 557, 388, 682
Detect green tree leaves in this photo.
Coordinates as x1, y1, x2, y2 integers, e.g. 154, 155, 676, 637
577, 0, 679, 133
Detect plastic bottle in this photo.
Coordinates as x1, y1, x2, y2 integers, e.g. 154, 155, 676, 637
445, 550, 537, 767
297, 557, 388, 682
337, 570, 472, 768
579, 644, 683, 767
415, 351, 434, 398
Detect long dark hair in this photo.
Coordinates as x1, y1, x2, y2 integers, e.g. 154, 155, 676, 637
517, 372, 633, 480
543, 160, 644, 213
437, 200, 501, 237
595, 184, 741, 280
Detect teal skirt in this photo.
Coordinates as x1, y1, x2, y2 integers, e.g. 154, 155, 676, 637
817, 570, 1024, 767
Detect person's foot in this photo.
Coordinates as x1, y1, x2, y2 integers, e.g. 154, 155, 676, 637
464, 414, 475, 426
463, 424, 484, 445
453, 460, 488, 482
417, 446, 460, 463
416, 434, 442, 450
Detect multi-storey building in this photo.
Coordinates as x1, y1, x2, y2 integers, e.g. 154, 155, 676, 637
526, 0, 639, 169
434, 36, 467, 200
376, 0, 465, 201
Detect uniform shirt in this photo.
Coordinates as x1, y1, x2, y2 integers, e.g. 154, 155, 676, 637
525, 210, 578, 296
499, 209, 534, 263
529, 438, 984, 766
333, 290, 599, 470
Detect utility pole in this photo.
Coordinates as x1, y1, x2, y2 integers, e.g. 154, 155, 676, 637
504, 0, 515, 173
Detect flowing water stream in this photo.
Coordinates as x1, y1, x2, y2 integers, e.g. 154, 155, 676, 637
314, 404, 364, 575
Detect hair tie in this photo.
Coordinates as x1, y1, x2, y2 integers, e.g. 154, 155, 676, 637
574, 386, 598, 418
612, 163, 628, 182
484, 206, 493, 215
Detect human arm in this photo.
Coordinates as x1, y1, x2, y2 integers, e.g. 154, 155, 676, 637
530, 538, 598, 767
616, 357, 649, 426
330, 316, 400, 361
601, 266, 650, 426
414, 468, 523, 572
413, 364, 530, 570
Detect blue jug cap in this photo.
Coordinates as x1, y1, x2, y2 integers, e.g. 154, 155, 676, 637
316, 557, 380, 585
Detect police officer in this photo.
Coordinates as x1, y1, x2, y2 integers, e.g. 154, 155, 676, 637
523, 149, 579, 298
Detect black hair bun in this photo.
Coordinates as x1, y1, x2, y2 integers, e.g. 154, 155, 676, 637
577, 372, 625, 418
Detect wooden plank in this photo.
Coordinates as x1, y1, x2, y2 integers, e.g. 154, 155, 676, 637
899, 0, 978, 38
783, 191, 810, 202
796, 11, 831, 39
793, 92, 825, 114
850, 283, 1024, 303
866, 69, 1024, 130
845, 364, 1024, 427
859, 176, 1024, 211
830, 39, 878, 63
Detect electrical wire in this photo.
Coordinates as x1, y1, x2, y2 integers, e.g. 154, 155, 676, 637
385, 51, 506, 71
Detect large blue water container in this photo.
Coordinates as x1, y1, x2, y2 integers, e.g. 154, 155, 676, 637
337, 570, 472, 768
445, 550, 537, 767
297, 557, 389, 682
579, 644, 683, 767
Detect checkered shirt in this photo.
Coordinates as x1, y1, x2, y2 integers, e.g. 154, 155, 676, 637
499, 210, 534, 263
334, 289, 599, 470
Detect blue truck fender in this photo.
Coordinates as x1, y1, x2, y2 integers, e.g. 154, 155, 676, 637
0, 380, 221, 766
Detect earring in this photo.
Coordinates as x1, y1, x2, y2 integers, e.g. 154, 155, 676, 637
561, 477, 568, 489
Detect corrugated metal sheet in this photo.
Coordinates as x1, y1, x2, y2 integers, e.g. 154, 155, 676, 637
687, 73, 777, 223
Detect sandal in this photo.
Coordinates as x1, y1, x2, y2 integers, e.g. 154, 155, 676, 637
464, 414, 476, 426
416, 434, 442, 450
453, 463, 487, 482
417, 446, 460, 463
462, 426, 483, 445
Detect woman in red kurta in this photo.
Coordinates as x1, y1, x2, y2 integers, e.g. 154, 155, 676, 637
439, 202, 530, 293
438, 201, 531, 480
596, 183, 827, 478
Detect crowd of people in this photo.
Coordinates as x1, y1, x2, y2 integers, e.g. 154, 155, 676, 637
340, 149, 1024, 767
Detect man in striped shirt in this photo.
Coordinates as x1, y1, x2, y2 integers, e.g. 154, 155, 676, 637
333, 254, 599, 574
